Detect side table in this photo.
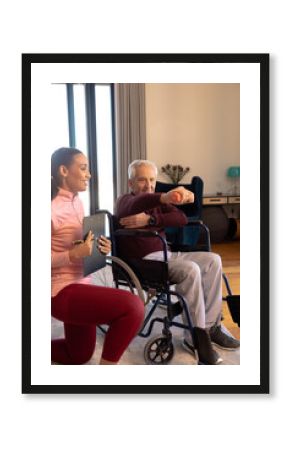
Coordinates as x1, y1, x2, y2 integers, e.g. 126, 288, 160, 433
202, 195, 240, 243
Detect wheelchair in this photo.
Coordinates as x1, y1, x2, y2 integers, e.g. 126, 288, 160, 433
96, 204, 239, 365
110, 220, 200, 364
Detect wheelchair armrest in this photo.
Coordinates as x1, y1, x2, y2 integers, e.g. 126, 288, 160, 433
169, 219, 211, 252
114, 229, 160, 238
187, 220, 210, 246
186, 219, 203, 225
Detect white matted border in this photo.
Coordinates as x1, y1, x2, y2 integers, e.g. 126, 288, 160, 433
30, 61, 260, 387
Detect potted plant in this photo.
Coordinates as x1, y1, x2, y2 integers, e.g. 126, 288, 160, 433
161, 164, 190, 184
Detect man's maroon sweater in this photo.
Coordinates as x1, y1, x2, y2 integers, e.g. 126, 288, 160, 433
115, 192, 188, 259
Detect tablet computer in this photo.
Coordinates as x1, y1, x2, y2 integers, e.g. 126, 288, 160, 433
83, 213, 107, 277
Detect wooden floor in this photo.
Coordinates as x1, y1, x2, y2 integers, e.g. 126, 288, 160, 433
212, 240, 240, 339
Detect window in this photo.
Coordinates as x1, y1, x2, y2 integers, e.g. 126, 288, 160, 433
50, 84, 69, 149
50, 83, 116, 216
95, 85, 114, 213
73, 84, 90, 214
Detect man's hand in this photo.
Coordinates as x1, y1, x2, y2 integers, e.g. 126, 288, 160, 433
161, 186, 194, 205
119, 212, 150, 229
97, 235, 111, 255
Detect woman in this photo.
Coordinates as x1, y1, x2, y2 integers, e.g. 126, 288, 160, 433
51, 147, 144, 365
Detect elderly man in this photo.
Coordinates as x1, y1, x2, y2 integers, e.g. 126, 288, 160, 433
115, 159, 239, 365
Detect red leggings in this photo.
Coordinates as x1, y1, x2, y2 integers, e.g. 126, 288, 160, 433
51, 283, 144, 364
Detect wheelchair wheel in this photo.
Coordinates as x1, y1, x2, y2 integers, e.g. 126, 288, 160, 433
108, 256, 146, 304
144, 335, 174, 365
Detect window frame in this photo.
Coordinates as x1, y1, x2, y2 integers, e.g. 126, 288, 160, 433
66, 82, 116, 214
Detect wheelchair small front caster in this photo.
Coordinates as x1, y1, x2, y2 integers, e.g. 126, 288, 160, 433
144, 334, 174, 364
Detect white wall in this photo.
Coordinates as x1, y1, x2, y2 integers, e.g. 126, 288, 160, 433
145, 83, 240, 195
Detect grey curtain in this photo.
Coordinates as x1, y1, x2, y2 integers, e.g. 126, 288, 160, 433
114, 83, 147, 197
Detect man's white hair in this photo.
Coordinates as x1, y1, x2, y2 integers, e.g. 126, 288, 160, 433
128, 159, 158, 179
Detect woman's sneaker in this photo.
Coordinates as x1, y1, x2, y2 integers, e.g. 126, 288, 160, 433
209, 324, 240, 351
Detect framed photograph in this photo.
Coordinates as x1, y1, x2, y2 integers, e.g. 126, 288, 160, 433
22, 53, 269, 394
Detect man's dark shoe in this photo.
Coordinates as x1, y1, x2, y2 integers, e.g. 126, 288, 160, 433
184, 328, 223, 365
209, 324, 240, 351
183, 338, 222, 365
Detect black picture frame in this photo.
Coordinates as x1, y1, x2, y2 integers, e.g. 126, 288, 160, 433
22, 53, 269, 394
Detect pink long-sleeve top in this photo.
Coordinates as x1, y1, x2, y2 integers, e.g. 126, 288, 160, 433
51, 188, 90, 297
